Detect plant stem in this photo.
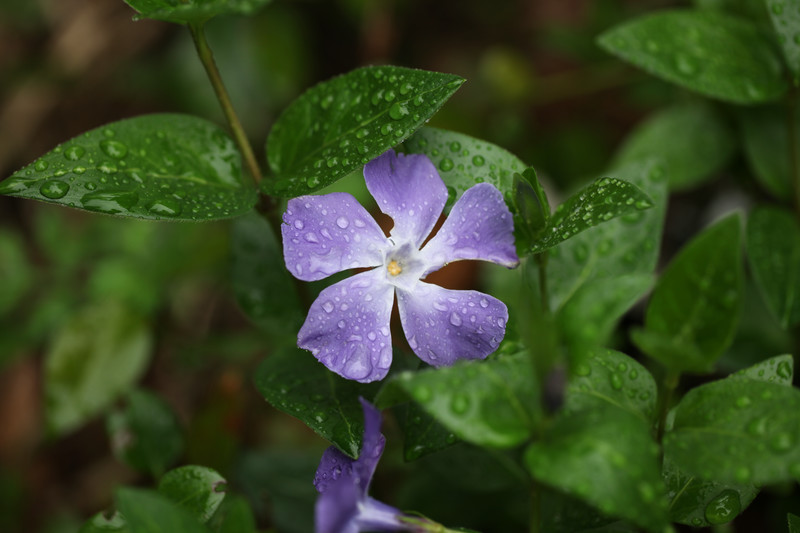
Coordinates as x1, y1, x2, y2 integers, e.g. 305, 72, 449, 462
787, 86, 800, 219
534, 252, 550, 314
655, 371, 680, 445
188, 22, 263, 186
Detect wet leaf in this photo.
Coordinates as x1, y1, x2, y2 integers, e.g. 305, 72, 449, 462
116, 488, 210, 533
0, 114, 256, 221
735, 354, 794, 385
264, 66, 464, 198
766, 0, 800, 83
400, 402, 459, 461
598, 9, 787, 103
512, 167, 551, 252
158, 466, 226, 523
738, 104, 799, 200
122, 0, 272, 24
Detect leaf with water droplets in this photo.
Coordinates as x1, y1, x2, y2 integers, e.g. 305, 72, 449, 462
263, 66, 464, 198
254, 347, 379, 458
106, 389, 183, 477
399, 402, 459, 461
613, 102, 735, 191
377, 351, 540, 448
525, 404, 668, 532
598, 9, 787, 103
45, 301, 153, 436
122, 0, 272, 24
765, 0, 800, 83
632, 214, 742, 373
116, 487, 211, 533
529, 176, 654, 254
0, 114, 256, 221
665, 375, 800, 485
735, 354, 794, 385
747, 207, 800, 329
158, 466, 226, 523
402, 127, 526, 211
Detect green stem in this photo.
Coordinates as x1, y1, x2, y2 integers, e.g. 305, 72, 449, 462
788, 87, 800, 219
656, 371, 680, 445
534, 252, 550, 314
188, 23, 263, 186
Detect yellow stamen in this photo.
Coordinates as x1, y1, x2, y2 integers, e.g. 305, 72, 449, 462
387, 260, 402, 276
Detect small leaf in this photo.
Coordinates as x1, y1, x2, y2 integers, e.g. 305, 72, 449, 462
403, 127, 527, 210
254, 348, 379, 458
264, 66, 464, 198
664, 376, 800, 485
512, 167, 551, 251
598, 9, 787, 103
116, 488, 210, 533
613, 102, 735, 190
400, 402, 459, 461
632, 214, 742, 373
530, 177, 654, 254
157, 466, 226, 523
0, 114, 256, 221
525, 404, 668, 532
379, 352, 540, 448
739, 104, 799, 200
45, 301, 153, 436
747, 207, 800, 329
735, 354, 794, 385
122, 0, 271, 24
106, 389, 184, 477
0, 229, 32, 317
766, 0, 800, 82
565, 349, 657, 422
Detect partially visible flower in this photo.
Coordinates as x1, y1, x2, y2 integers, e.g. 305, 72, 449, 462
282, 149, 519, 382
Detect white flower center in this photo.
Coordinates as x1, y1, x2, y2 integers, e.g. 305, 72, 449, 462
382, 241, 428, 291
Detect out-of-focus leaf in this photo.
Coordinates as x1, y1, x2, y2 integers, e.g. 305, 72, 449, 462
123, 0, 272, 24
208, 496, 256, 533
735, 354, 794, 384
157, 466, 226, 523
739, 104, 799, 200
790, 513, 800, 533
78, 512, 128, 533
116, 488, 210, 533
766, 0, 800, 82
0, 229, 32, 317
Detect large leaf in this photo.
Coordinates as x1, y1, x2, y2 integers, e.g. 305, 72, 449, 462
377, 352, 540, 448
45, 301, 153, 436
0, 114, 256, 221
747, 206, 800, 329
598, 9, 787, 103
264, 66, 464, 198
739, 104, 799, 200
613, 102, 736, 190
525, 405, 668, 532
123, 0, 271, 24
402, 127, 526, 210
158, 466, 226, 523
766, 0, 800, 82
632, 214, 742, 373
116, 488, 210, 533
254, 348, 379, 458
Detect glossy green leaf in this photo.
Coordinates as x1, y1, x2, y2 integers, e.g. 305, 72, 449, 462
790, 513, 800, 533
766, 0, 800, 82
123, 0, 271, 24
158, 466, 226, 523
229, 212, 303, 340
565, 349, 657, 422
254, 347, 379, 457
735, 354, 795, 384
664, 376, 800, 485
403, 127, 526, 210
632, 214, 742, 373
264, 66, 464, 198
45, 301, 153, 436
747, 207, 800, 329
116, 488, 210, 533
739, 104, 798, 200
0, 229, 32, 317
379, 352, 539, 448
106, 389, 184, 477
401, 402, 459, 461
0, 114, 256, 221
525, 405, 668, 532
598, 9, 787, 103
613, 102, 735, 190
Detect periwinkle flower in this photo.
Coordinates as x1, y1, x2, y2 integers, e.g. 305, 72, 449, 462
282, 149, 519, 382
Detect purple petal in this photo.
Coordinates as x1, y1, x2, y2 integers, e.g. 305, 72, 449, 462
315, 477, 360, 533
282, 193, 389, 281
314, 446, 356, 495
397, 282, 508, 367
419, 183, 519, 275
298, 270, 395, 383
354, 398, 385, 495
355, 498, 407, 532
364, 150, 447, 248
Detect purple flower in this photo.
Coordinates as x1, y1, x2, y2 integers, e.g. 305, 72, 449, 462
282, 149, 519, 382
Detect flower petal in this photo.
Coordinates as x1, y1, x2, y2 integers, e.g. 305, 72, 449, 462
419, 183, 519, 275
315, 477, 360, 533
282, 193, 389, 281
354, 398, 385, 494
397, 282, 508, 367
364, 150, 447, 248
298, 270, 395, 383
314, 446, 357, 495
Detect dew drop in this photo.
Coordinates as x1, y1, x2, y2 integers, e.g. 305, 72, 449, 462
64, 146, 85, 161
99, 139, 128, 159
388, 102, 409, 120
450, 393, 470, 414
35, 160, 49, 171
439, 158, 454, 172
336, 216, 349, 229
146, 198, 182, 217
294, 219, 305, 230
777, 360, 792, 380
322, 301, 334, 313
414, 385, 432, 402
81, 190, 139, 214
472, 155, 485, 167
609, 373, 623, 390
675, 54, 698, 76
574, 364, 591, 377
449, 312, 462, 326
39, 180, 70, 199
704, 489, 741, 525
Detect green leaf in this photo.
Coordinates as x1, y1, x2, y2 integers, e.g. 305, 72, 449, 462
613, 102, 736, 190
735, 354, 794, 384
264, 66, 464, 197
525, 404, 668, 532
402, 127, 526, 210
209, 496, 256, 533
400, 402, 459, 461
739, 104, 798, 200
254, 347, 379, 458
565, 349, 657, 423
379, 352, 539, 448
0, 229, 32, 317
157, 466, 226, 523
664, 376, 800, 485
790, 513, 800, 533
512, 168, 551, 252
766, 0, 800, 82
106, 389, 184, 477
45, 301, 153, 436
229, 212, 303, 339
529, 177, 654, 254
122, 0, 271, 24
598, 9, 787, 103
632, 214, 742, 373
747, 207, 800, 329
79, 513, 128, 533
0, 114, 256, 221
116, 488, 210, 533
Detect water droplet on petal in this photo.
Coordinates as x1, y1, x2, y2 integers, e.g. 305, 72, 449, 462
322, 302, 334, 313
294, 219, 305, 230
336, 216, 349, 229
449, 312, 462, 326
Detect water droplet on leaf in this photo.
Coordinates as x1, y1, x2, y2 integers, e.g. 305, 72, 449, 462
39, 180, 70, 199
